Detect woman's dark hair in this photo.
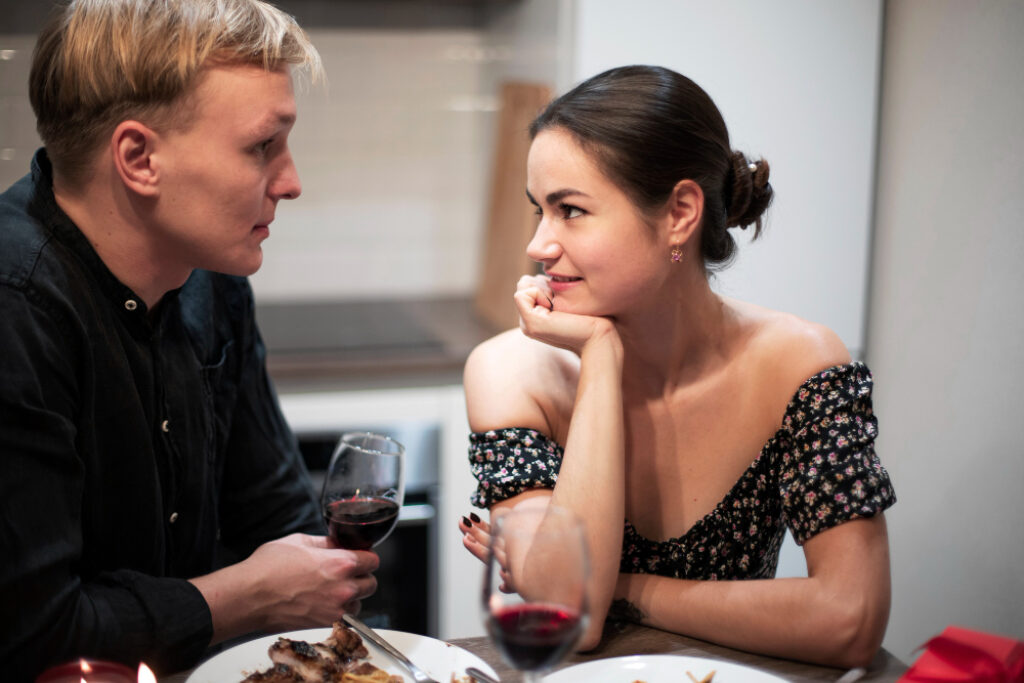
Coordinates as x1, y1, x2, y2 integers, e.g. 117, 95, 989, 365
529, 65, 772, 269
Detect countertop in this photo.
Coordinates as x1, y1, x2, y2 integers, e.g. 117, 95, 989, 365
256, 296, 500, 393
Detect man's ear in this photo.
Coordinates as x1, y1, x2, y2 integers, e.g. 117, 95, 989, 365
111, 121, 160, 197
666, 179, 704, 246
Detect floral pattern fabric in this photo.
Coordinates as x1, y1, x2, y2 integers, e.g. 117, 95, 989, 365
468, 362, 895, 581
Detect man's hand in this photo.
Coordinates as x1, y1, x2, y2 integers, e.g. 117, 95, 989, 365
190, 533, 379, 643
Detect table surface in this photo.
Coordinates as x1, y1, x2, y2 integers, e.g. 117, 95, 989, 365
165, 622, 906, 682
449, 622, 907, 682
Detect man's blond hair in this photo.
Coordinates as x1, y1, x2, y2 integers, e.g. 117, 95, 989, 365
29, 0, 323, 188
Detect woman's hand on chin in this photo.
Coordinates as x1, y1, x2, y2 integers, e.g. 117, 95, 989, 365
514, 274, 620, 357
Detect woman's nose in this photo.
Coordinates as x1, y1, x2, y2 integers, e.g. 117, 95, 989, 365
526, 218, 560, 263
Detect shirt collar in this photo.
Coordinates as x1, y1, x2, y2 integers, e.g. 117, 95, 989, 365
29, 148, 174, 329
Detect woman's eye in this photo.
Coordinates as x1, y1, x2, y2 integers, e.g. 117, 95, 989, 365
561, 204, 584, 219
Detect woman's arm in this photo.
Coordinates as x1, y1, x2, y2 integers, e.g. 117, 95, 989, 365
543, 330, 626, 648
463, 276, 628, 649
612, 515, 891, 669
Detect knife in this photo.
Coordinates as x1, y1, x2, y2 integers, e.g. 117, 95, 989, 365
466, 665, 501, 683
342, 613, 440, 683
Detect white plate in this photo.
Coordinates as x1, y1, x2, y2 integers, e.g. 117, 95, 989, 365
543, 654, 789, 683
186, 628, 499, 683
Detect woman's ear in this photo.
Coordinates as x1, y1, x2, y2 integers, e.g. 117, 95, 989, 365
666, 179, 704, 246
110, 121, 160, 197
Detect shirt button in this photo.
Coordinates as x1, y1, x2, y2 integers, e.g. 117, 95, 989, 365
169, 512, 179, 524
124, 299, 138, 311
161, 419, 170, 433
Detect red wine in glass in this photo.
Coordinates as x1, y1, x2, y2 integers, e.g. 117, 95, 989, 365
321, 432, 404, 550
325, 496, 400, 550
482, 506, 588, 682
486, 603, 583, 672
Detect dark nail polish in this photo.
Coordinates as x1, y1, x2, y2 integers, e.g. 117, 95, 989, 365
461, 516, 472, 527
469, 512, 481, 523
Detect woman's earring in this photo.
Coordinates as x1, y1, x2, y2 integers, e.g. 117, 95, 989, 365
670, 245, 683, 263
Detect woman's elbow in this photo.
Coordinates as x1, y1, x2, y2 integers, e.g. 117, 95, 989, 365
576, 622, 604, 653
829, 632, 883, 670
821, 591, 890, 669
575, 603, 610, 653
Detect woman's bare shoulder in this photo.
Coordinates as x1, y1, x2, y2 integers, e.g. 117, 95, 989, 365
463, 329, 578, 435
732, 300, 852, 388
465, 328, 577, 377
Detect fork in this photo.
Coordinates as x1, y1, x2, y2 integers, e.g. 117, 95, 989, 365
342, 613, 440, 683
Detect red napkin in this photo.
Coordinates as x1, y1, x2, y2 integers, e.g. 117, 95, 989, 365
898, 625, 1024, 682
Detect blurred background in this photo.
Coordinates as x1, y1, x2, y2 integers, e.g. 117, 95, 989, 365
1, 0, 1021, 664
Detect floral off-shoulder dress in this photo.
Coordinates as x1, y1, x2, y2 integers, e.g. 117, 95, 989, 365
467, 362, 896, 580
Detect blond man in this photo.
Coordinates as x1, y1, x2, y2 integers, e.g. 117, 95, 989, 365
0, 1, 378, 679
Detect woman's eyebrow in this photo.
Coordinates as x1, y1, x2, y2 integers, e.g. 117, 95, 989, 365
525, 188, 590, 206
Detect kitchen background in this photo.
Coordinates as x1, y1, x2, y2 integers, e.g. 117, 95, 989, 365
1, 0, 1021, 665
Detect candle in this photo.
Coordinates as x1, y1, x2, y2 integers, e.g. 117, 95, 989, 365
138, 663, 157, 683
36, 658, 142, 683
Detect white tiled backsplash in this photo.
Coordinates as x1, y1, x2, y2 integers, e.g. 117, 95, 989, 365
0, 36, 40, 189
0, 28, 520, 302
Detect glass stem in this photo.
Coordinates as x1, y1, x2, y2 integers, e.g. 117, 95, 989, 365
521, 671, 543, 683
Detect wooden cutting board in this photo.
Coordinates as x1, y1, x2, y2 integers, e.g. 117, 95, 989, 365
474, 81, 552, 332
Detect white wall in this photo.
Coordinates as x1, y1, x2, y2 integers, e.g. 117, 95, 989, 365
571, 0, 882, 359
867, 0, 1024, 660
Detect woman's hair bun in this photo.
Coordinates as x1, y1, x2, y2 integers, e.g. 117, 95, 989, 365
725, 151, 773, 235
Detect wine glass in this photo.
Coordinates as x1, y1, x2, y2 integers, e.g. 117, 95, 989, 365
321, 431, 404, 550
482, 504, 589, 682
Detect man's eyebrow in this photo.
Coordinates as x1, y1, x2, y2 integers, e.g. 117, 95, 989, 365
525, 188, 590, 205
253, 112, 296, 136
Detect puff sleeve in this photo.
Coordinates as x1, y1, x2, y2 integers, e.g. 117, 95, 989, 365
468, 428, 563, 508
777, 363, 896, 544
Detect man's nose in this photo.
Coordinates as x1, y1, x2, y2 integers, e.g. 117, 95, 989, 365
271, 152, 302, 200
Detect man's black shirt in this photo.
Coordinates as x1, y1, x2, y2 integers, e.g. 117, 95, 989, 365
0, 150, 323, 680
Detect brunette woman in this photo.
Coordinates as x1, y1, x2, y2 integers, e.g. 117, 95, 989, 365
459, 65, 895, 669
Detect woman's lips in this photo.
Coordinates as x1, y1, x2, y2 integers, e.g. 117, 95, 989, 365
548, 274, 581, 293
